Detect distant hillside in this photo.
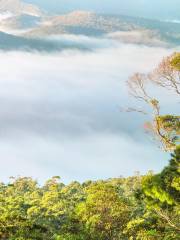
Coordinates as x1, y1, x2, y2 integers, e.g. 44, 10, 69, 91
0, 0, 42, 16
22, 11, 180, 46
0, 31, 91, 51
0, 2, 179, 51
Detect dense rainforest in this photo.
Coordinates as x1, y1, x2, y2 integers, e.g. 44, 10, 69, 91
0, 53, 179, 239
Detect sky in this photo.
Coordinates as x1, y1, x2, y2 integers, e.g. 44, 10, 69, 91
25, 0, 180, 20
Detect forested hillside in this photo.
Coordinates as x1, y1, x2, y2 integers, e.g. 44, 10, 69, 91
0, 147, 179, 239
0, 53, 179, 239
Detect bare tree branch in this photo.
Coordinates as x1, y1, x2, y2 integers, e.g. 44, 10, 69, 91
126, 52, 180, 151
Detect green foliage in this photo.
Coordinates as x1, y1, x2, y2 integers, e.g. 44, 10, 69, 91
0, 157, 179, 240
124, 53, 180, 239
0, 176, 139, 239
171, 52, 180, 70
155, 115, 180, 149
126, 147, 180, 239
142, 146, 180, 207
76, 182, 131, 239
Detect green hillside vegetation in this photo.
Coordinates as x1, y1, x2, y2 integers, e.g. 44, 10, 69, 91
0, 149, 179, 240
0, 53, 179, 239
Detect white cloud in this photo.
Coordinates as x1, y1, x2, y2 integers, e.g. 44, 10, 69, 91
107, 30, 168, 47
0, 39, 176, 183
163, 19, 180, 24
0, 11, 14, 20
0, 133, 167, 183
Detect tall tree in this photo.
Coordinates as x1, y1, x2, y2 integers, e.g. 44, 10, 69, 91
127, 52, 180, 151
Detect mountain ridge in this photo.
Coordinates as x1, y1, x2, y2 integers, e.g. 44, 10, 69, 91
0, 0, 42, 17
0, 1, 179, 51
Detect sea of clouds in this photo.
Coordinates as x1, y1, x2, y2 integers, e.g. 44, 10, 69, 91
0, 35, 178, 183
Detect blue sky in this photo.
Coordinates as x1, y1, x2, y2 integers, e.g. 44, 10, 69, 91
25, 0, 180, 19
